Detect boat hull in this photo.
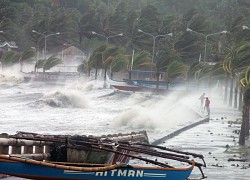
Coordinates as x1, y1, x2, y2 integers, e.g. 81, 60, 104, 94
107, 76, 167, 93
0, 155, 194, 180
111, 84, 145, 92
21, 72, 80, 83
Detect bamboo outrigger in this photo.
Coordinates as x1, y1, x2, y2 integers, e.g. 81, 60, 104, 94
0, 131, 207, 179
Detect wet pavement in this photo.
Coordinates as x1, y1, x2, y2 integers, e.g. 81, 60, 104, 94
161, 100, 250, 180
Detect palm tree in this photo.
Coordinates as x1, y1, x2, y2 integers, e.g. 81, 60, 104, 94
19, 47, 36, 72
187, 62, 211, 90
109, 54, 129, 79
224, 41, 250, 107
77, 61, 91, 77
0, 51, 20, 69
89, 44, 108, 79
210, 61, 227, 97
128, 50, 152, 80
239, 66, 250, 145
43, 55, 62, 72
34, 59, 45, 72
88, 44, 125, 86
102, 45, 124, 85
164, 61, 188, 89
156, 48, 181, 89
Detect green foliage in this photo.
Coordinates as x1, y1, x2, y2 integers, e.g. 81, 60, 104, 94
77, 61, 91, 75
0, 0, 249, 77
43, 55, 62, 72
110, 54, 129, 72
210, 61, 226, 79
0, 51, 20, 67
156, 49, 181, 71
225, 41, 250, 74
19, 47, 36, 62
35, 59, 45, 71
187, 62, 212, 80
165, 61, 188, 82
131, 51, 152, 69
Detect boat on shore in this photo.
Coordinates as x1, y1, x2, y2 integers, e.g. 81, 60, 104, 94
107, 74, 168, 93
21, 71, 81, 83
0, 131, 206, 180
0, 154, 197, 180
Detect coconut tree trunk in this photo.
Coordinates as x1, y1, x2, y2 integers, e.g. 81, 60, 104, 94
239, 104, 247, 145
246, 106, 250, 137
103, 65, 107, 88
238, 88, 243, 111
20, 62, 23, 72
129, 70, 132, 80
95, 67, 98, 79
234, 81, 238, 109
156, 70, 160, 90
229, 74, 234, 107
88, 69, 91, 77
224, 73, 229, 104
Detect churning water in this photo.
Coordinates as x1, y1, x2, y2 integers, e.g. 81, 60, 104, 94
0, 69, 249, 179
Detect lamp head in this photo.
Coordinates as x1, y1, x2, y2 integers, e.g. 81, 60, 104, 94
168, 33, 173, 36
32, 30, 36, 33
186, 28, 192, 32
56, 32, 60, 35
92, 31, 96, 34
221, 30, 228, 34
242, 25, 249, 30
0, 30, 3, 33
138, 29, 142, 32
119, 33, 123, 36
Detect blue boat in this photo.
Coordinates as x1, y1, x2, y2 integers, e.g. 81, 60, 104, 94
0, 154, 195, 180
0, 131, 207, 179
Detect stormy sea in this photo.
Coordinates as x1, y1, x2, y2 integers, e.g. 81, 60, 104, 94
0, 69, 249, 180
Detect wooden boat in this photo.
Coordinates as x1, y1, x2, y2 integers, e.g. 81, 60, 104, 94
0, 131, 149, 164
21, 71, 81, 83
0, 154, 196, 180
107, 78, 146, 92
0, 131, 206, 180
107, 74, 167, 93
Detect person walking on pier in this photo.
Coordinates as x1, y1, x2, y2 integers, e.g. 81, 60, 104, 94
205, 97, 210, 116
199, 93, 206, 108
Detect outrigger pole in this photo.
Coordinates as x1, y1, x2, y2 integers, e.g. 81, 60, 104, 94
9, 134, 207, 178
68, 139, 207, 179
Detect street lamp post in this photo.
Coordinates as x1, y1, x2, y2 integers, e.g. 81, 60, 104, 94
138, 29, 172, 63
91, 31, 123, 43
32, 30, 60, 59
187, 28, 228, 61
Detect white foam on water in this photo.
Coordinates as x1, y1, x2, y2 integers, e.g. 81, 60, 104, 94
112, 90, 198, 131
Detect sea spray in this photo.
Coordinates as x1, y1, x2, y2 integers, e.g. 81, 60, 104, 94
30, 89, 90, 108
65, 78, 106, 92
112, 91, 197, 131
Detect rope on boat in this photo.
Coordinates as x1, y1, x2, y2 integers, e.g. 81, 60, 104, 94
4, 131, 207, 178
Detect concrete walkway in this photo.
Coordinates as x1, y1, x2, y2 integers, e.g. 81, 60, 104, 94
161, 98, 250, 180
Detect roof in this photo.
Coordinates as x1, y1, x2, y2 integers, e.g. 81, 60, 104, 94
0, 41, 18, 48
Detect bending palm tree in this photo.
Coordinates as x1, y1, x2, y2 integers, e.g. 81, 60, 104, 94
19, 47, 36, 72
165, 61, 188, 89
239, 66, 250, 145
43, 55, 62, 73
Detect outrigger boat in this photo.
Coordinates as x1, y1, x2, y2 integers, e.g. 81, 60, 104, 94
107, 74, 167, 93
0, 131, 206, 179
21, 71, 81, 83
